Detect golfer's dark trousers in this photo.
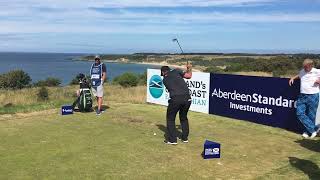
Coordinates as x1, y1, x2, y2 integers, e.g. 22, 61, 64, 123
167, 95, 191, 143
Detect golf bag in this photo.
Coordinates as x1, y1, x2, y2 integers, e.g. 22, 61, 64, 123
72, 73, 93, 112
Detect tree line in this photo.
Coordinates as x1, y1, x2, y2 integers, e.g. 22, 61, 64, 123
0, 70, 146, 90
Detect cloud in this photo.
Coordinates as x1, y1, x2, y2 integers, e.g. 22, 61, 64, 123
0, 34, 23, 41
0, 33, 39, 41
0, 0, 278, 9
90, 0, 278, 7
0, 0, 319, 35
90, 10, 320, 23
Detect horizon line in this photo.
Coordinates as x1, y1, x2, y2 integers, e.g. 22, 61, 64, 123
1, 49, 320, 55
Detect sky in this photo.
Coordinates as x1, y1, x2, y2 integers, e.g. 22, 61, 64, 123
1, 0, 320, 54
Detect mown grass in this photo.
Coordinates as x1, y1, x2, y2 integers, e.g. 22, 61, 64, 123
0, 85, 320, 179
0, 85, 146, 114
0, 101, 319, 179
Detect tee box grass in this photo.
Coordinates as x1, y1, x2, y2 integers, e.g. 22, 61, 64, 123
1, 101, 320, 179
0, 85, 319, 179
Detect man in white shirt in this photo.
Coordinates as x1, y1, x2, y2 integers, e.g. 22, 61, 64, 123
289, 59, 320, 138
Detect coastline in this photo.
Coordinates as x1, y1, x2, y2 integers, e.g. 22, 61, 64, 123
102, 60, 202, 72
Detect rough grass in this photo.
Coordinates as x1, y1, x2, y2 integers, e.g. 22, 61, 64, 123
0, 85, 146, 114
106, 85, 146, 104
0, 101, 320, 179
228, 71, 273, 77
0, 86, 75, 106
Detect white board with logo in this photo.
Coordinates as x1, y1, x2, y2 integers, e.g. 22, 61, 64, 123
147, 69, 168, 106
146, 69, 210, 114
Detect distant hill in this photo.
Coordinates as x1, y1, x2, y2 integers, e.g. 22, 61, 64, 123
133, 52, 320, 56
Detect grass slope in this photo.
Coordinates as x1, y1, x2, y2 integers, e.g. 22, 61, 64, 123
0, 102, 320, 179
0, 85, 146, 114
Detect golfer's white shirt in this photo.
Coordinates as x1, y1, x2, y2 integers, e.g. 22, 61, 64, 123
299, 68, 320, 94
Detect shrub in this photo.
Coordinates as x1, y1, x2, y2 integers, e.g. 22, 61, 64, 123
37, 86, 49, 101
34, 77, 61, 87
4, 103, 13, 108
69, 77, 79, 85
0, 75, 6, 88
69, 74, 92, 85
0, 70, 32, 89
113, 73, 139, 87
204, 66, 224, 73
138, 71, 147, 85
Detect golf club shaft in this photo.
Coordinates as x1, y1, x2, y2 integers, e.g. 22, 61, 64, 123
174, 39, 188, 65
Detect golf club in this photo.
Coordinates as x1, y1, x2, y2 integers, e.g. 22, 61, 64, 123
172, 38, 188, 65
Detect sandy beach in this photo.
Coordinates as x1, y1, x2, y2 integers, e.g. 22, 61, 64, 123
103, 60, 202, 72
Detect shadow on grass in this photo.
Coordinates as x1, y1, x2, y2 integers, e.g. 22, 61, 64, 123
201, 151, 205, 159
156, 124, 182, 140
73, 105, 110, 113
73, 109, 94, 113
295, 139, 320, 153
289, 157, 320, 180
93, 105, 110, 111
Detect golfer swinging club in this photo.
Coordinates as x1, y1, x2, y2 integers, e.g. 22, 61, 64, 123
161, 64, 192, 145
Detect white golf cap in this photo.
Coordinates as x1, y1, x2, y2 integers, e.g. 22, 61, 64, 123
95, 55, 101, 60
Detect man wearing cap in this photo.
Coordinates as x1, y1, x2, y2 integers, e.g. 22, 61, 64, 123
161, 64, 192, 145
289, 59, 320, 138
90, 55, 107, 115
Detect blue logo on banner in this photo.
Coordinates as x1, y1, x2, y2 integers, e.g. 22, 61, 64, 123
149, 75, 164, 99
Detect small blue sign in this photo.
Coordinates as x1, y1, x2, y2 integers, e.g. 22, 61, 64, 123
62, 105, 73, 115
203, 140, 221, 159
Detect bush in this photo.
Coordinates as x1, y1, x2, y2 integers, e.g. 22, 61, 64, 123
0, 75, 5, 89
204, 66, 224, 73
34, 77, 61, 87
138, 71, 147, 85
0, 70, 32, 89
69, 77, 79, 85
37, 86, 49, 101
113, 73, 139, 87
272, 70, 282, 77
69, 74, 92, 85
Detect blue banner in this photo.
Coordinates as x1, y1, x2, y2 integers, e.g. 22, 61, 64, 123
209, 74, 303, 133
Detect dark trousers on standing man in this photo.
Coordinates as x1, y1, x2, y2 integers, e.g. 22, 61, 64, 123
166, 95, 191, 143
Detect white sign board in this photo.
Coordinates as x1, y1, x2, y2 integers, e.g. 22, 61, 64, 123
146, 69, 210, 114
